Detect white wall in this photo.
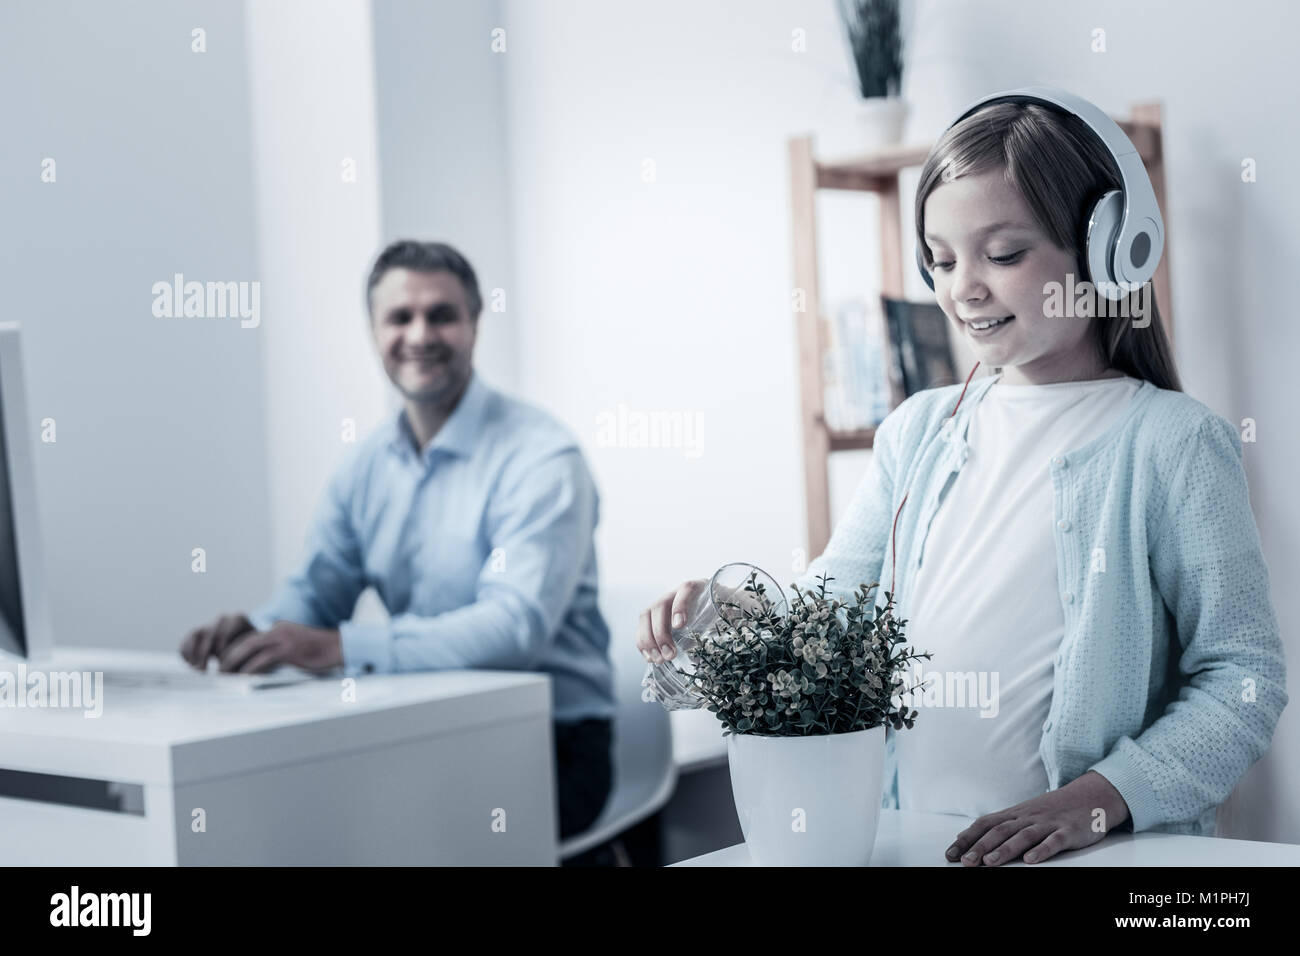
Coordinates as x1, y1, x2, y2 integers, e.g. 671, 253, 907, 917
243, 0, 389, 588
501, 0, 1299, 842
370, 0, 517, 389
501, 0, 859, 608
0, 1, 273, 652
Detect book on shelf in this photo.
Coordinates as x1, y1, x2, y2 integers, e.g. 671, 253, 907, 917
821, 297, 891, 433
880, 295, 959, 398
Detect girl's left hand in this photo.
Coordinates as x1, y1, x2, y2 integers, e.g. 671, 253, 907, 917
945, 770, 1130, 866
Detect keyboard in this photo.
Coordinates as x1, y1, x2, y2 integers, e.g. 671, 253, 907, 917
98, 664, 324, 692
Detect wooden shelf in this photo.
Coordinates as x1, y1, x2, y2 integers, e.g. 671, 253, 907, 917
789, 102, 1174, 558
827, 427, 877, 452
816, 143, 933, 189
812, 117, 1156, 189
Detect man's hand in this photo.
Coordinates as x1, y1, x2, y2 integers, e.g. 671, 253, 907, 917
217, 621, 344, 674
180, 613, 256, 670
944, 770, 1131, 866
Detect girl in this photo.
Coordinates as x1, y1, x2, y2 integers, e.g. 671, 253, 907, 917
636, 92, 1288, 865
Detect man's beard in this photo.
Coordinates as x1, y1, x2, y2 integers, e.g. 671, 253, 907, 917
395, 363, 465, 406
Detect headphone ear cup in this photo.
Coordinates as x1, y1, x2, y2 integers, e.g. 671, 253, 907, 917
1085, 189, 1125, 301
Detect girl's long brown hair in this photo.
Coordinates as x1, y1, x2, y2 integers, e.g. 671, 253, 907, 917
914, 100, 1182, 392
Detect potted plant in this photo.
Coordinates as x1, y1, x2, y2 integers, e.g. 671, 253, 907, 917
838, 0, 908, 147
668, 571, 930, 866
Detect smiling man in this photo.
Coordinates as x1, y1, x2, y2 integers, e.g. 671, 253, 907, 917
179, 240, 617, 852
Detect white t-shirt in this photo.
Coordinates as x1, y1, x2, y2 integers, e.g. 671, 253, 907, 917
891, 371, 1143, 819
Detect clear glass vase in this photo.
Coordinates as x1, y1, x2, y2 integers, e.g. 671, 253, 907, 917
640, 562, 788, 711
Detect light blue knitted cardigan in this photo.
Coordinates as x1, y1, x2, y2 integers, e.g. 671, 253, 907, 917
795, 371, 1288, 836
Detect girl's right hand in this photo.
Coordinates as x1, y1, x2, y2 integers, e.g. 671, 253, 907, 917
636, 579, 707, 663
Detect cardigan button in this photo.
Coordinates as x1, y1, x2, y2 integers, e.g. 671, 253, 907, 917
1057, 518, 1071, 531
1052, 455, 1066, 468
1063, 591, 1075, 603
1044, 719, 1053, 732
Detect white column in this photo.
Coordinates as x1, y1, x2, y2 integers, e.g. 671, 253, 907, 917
243, 0, 388, 584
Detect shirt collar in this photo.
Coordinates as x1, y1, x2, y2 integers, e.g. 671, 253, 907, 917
968, 371, 1001, 411
943, 371, 1149, 456
940, 371, 1000, 442
387, 369, 491, 464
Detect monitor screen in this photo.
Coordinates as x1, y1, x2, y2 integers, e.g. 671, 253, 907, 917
0, 360, 27, 657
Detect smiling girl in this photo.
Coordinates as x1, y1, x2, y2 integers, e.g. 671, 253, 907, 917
637, 88, 1288, 866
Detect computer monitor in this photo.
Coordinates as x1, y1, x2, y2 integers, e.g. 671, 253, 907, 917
0, 323, 53, 662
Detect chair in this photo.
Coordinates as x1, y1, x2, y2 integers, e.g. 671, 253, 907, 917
558, 589, 677, 862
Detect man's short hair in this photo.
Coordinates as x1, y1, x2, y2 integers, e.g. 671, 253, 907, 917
365, 240, 483, 320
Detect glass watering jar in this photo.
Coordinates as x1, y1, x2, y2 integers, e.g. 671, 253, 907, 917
640, 562, 788, 711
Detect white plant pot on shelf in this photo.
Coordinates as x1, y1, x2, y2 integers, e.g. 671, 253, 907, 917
856, 96, 909, 150
727, 723, 886, 866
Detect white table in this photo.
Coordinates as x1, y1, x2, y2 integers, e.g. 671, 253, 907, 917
674, 809, 1300, 866
0, 648, 557, 865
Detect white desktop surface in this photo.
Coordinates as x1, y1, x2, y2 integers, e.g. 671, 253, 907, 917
0, 647, 557, 865
3, 647, 549, 785
674, 808, 1300, 866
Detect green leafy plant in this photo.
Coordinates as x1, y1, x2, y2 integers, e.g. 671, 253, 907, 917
838, 0, 903, 99
673, 571, 931, 737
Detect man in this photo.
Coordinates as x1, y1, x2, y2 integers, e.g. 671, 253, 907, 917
180, 240, 617, 854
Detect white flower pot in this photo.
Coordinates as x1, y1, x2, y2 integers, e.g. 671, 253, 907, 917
727, 724, 886, 866
855, 96, 909, 150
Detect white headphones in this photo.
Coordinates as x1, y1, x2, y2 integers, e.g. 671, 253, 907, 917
916, 85, 1164, 302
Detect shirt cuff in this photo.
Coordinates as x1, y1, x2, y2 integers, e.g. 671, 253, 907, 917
338, 619, 393, 675
1088, 741, 1159, 833
247, 609, 275, 632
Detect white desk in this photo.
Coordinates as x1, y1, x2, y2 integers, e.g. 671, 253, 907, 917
0, 648, 557, 865
674, 809, 1300, 866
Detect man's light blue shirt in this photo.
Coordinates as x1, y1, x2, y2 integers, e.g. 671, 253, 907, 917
249, 370, 617, 723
